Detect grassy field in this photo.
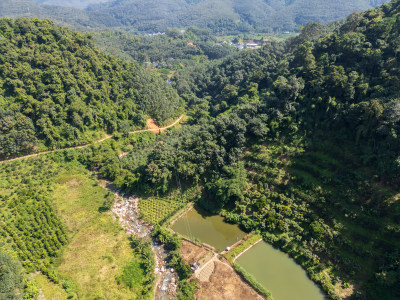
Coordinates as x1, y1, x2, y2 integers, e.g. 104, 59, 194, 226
0, 157, 151, 299
51, 171, 144, 299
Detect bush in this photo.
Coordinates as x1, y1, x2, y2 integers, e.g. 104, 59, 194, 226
176, 279, 197, 300
0, 248, 24, 300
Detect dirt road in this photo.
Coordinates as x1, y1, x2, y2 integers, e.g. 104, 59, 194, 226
0, 114, 184, 164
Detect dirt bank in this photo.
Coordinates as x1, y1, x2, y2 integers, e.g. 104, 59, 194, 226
195, 259, 264, 300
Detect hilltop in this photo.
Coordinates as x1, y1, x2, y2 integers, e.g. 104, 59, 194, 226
0, 0, 391, 33
0, 18, 182, 159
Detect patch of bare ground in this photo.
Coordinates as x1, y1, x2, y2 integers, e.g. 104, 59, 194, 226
146, 118, 165, 133
181, 240, 213, 265
195, 260, 264, 300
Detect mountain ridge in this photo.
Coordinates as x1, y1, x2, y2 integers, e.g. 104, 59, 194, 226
0, 0, 391, 33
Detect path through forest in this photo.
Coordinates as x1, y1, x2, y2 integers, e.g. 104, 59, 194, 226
0, 115, 184, 164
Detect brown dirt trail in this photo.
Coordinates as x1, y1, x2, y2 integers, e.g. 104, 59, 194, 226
0, 115, 184, 164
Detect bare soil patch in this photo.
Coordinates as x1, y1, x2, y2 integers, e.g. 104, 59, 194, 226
195, 260, 264, 300
146, 118, 164, 133
334, 282, 354, 299
181, 240, 212, 265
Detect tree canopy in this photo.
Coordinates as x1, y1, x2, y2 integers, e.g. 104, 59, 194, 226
0, 18, 182, 158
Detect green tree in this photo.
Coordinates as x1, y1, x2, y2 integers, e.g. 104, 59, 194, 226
0, 248, 24, 300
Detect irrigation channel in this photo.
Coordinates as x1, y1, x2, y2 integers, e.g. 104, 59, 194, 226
171, 206, 325, 300
101, 181, 178, 300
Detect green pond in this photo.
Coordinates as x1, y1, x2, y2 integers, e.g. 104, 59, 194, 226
171, 206, 245, 251
172, 207, 325, 299
236, 241, 325, 300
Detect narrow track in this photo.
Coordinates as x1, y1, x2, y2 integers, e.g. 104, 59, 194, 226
0, 115, 184, 164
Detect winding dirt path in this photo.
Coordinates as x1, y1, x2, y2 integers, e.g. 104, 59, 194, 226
0, 115, 184, 164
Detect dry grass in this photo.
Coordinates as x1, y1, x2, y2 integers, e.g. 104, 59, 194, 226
43, 170, 142, 299
195, 260, 264, 300
181, 240, 213, 265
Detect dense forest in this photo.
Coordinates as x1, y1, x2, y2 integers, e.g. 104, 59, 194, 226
35, 0, 107, 9
0, 18, 183, 158
0, 0, 391, 34
1, 0, 400, 299
94, 27, 237, 65
87, 0, 390, 33
60, 0, 400, 298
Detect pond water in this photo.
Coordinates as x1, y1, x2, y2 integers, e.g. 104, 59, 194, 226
236, 241, 325, 300
171, 206, 246, 251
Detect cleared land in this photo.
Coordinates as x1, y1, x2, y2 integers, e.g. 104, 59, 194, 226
178, 236, 265, 299
195, 259, 264, 300
51, 171, 144, 299
181, 240, 213, 266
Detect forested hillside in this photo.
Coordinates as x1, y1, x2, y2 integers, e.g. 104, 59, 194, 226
1, 0, 400, 299
36, 0, 107, 9
175, 3, 400, 176
95, 27, 236, 62
94, 27, 238, 77
87, 0, 390, 33
0, 18, 182, 159
73, 0, 400, 298
0, 0, 391, 33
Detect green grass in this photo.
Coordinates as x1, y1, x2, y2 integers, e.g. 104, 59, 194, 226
225, 233, 262, 263
0, 157, 152, 299
117, 259, 147, 290
51, 170, 148, 299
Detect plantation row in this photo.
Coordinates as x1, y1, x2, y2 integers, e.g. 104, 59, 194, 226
0, 159, 67, 276
138, 197, 184, 225
225, 137, 400, 299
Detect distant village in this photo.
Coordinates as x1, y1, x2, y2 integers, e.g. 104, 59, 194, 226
141, 32, 292, 77
229, 38, 270, 50
144, 31, 275, 50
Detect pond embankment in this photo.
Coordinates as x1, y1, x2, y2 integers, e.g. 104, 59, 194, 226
171, 205, 326, 300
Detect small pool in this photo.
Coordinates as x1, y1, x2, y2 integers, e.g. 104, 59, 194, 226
171, 206, 246, 251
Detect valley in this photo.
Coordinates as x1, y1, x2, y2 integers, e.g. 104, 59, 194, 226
1, 0, 400, 299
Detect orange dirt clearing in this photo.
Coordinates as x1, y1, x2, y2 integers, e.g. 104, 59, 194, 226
195, 260, 264, 300
146, 118, 164, 133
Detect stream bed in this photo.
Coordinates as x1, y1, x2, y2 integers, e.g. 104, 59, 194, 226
102, 181, 178, 300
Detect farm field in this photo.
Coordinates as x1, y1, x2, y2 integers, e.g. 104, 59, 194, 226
0, 156, 151, 299
138, 196, 185, 225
